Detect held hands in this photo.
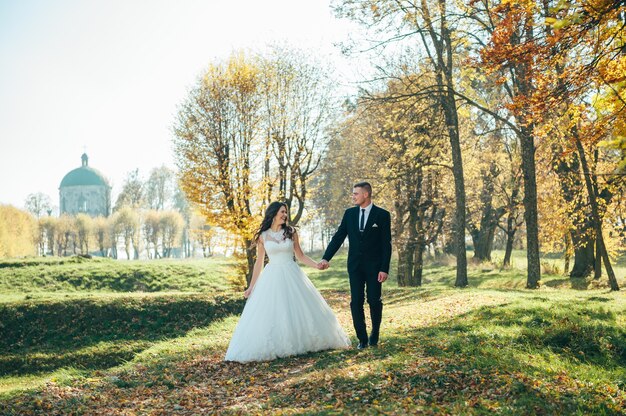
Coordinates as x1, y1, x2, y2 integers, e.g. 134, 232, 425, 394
244, 287, 253, 298
317, 259, 330, 270
378, 271, 388, 283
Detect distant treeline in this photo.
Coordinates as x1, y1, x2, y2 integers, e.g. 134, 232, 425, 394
0, 205, 215, 260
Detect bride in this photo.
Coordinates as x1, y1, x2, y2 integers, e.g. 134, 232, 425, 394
225, 202, 350, 362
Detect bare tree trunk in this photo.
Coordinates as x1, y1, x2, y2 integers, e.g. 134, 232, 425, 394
471, 210, 503, 261
412, 243, 425, 286
470, 162, 502, 261
570, 236, 595, 278
573, 136, 619, 290
133, 241, 139, 260
437, 70, 468, 286
553, 150, 596, 278
244, 238, 256, 286
418, 0, 468, 287
519, 125, 541, 288
503, 228, 515, 268
563, 233, 572, 276
594, 230, 602, 280
405, 247, 416, 287
396, 247, 411, 287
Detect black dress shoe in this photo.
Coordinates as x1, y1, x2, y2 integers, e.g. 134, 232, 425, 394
357, 342, 368, 350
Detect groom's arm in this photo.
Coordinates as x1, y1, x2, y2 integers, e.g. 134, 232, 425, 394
322, 210, 349, 262
380, 210, 392, 274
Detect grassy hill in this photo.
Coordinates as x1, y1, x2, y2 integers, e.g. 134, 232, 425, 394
0, 251, 624, 414
0, 256, 235, 301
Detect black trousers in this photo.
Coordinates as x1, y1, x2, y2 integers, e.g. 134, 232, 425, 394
349, 263, 383, 344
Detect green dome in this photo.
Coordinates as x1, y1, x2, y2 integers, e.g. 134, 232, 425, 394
59, 154, 110, 188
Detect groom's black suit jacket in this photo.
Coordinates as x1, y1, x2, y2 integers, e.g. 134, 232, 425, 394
323, 205, 392, 274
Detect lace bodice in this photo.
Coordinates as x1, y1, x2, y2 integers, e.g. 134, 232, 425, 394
262, 229, 295, 264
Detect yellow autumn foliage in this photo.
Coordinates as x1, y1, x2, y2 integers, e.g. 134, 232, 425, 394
0, 205, 37, 257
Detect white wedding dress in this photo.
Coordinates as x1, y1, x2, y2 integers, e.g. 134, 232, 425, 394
225, 229, 350, 362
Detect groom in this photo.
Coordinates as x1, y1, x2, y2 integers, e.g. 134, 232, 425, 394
320, 182, 392, 349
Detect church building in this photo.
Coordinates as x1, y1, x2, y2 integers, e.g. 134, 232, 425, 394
59, 153, 111, 217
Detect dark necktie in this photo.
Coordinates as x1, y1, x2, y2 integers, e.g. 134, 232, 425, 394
360, 208, 365, 232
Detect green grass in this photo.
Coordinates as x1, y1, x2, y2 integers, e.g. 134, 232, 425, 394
307, 248, 626, 291
0, 255, 235, 300
0, 294, 245, 406
0, 250, 625, 414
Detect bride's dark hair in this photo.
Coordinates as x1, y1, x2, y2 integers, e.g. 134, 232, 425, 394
253, 201, 295, 243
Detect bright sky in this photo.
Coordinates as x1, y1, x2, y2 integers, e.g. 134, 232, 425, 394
0, 0, 362, 211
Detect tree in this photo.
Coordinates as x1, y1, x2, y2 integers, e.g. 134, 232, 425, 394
357, 73, 450, 286
190, 213, 215, 257
160, 210, 185, 257
174, 50, 338, 282
24, 193, 52, 218
260, 47, 336, 225
311, 99, 377, 246
471, 0, 624, 290
173, 184, 193, 258
38, 216, 57, 256
465, 0, 549, 288
549, 1, 625, 171
113, 206, 140, 260
54, 215, 75, 256
466, 160, 505, 261
545, 0, 624, 290
108, 215, 120, 259
497, 145, 524, 268
463, 124, 521, 263
75, 213, 93, 255
550, 149, 596, 277
145, 166, 176, 211
174, 52, 262, 281
483, 0, 623, 289
114, 169, 144, 211
335, 0, 469, 287
92, 216, 109, 257
0, 205, 37, 257
143, 210, 162, 258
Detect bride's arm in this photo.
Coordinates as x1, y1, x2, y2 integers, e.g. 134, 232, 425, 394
293, 231, 319, 269
244, 240, 265, 298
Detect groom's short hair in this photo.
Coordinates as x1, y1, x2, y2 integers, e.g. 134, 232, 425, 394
354, 181, 372, 197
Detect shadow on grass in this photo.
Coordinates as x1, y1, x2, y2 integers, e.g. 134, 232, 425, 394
0, 294, 244, 377
382, 287, 451, 306
265, 299, 626, 414
544, 277, 592, 290
456, 302, 625, 366
2, 289, 625, 415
